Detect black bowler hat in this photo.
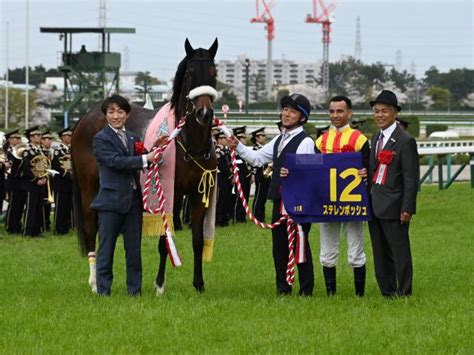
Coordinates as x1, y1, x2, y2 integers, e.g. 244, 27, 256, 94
370, 90, 402, 112
5, 129, 21, 139
58, 127, 73, 137
280, 93, 311, 123
233, 126, 247, 139
24, 126, 42, 138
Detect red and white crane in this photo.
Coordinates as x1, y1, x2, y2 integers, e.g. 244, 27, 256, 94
251, 0, 275, 99
306, 0, 337, 91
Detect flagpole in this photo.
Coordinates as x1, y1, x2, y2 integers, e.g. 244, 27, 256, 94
25, 0, 29, 129
4, 22, 9, 129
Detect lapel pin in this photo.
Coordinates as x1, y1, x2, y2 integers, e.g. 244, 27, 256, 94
390, 138, 396, 142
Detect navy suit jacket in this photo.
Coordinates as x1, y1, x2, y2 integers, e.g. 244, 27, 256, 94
91, 125, 144, 214
369, 125, 419, 219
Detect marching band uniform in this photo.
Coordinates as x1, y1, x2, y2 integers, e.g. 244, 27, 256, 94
250, 128, 271, 222
4, 129, 27, 234
22, 126, 47, 237
315, 122, 369, 296
52, 127, 74, 235
41, 131, 54, 232
232, 126, 252, 223
215, 132, 233, 226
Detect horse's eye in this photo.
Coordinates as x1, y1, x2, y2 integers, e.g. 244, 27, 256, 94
210, 67, 217, 77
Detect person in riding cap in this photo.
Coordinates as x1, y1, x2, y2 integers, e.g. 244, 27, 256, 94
226, 93, 315, 296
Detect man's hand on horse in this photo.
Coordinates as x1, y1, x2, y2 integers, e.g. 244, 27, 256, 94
280, 167, 289, 178
358, 168, 368, 180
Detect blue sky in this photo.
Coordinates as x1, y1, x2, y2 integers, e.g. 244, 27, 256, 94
1, 0, 472, 80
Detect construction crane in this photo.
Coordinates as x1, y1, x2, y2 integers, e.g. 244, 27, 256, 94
251, 0, 275, 100
306, 0, 336, 92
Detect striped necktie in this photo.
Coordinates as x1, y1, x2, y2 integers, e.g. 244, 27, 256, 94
117, 130, 128, 148
376, 132, 384, 153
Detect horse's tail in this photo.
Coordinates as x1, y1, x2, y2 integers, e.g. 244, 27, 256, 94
71, 150, 87, 256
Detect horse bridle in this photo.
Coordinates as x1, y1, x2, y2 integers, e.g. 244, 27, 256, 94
178, 84, 218, 162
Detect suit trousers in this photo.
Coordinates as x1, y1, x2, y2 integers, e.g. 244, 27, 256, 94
319, 221, 366, 268
271, 200, 314, 295
96, 190, 143, 296
368, 216, 413, 297
5, 189, 27, 234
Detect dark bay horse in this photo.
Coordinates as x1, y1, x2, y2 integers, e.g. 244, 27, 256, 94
72, 38, 218, 293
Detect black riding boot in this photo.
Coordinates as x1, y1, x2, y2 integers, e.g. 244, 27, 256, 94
354, 265, 366, 297
323, 266, 336, 296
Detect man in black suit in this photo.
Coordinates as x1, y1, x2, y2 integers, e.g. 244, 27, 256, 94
367, 90, 419, 297
4, 129, 27, 234
91, 95, 156, 296
52, 127, 73, 234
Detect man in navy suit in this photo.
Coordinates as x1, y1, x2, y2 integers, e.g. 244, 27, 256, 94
91, 95, 155, 296
367, 90, 419, 298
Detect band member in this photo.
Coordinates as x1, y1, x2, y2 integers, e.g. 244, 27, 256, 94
250, 127, 271, 222
52, 127, 74, 234
22, 126, 47, 237
215, 131, 233, 227
232, 126, 252, 223
41, 130, 54, 232
4, 129, 27, 234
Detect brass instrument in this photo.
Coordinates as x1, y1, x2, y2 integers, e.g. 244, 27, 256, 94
263, 163, 273, 178
58, 154, 72, 174
12, 143, 28, 160
31, 155, 54, 204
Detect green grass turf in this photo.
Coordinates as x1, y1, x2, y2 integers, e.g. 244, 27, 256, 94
0, 183, 472, 353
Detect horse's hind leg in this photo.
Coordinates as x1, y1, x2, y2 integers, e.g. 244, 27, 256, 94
155, 235, 168, 295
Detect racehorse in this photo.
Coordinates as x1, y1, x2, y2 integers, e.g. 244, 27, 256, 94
72, 38, 219, 294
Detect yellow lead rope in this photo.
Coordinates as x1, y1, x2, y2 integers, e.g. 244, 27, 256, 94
176, 140, 217, 208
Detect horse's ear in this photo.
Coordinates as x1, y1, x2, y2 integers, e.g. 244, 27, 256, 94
185, 38, 194, 57
208, 38, 218, 59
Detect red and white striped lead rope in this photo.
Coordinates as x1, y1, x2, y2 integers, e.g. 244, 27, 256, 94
142, 116, 187, 267
214, 117, 307, 285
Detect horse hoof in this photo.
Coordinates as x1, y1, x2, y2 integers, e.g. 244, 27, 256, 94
156, 283, 165, 296
91, 285, 97, 294
193, 283, 205, 293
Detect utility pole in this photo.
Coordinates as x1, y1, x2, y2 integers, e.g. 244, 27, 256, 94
25, 0, 29, 129
4, 22, 9, 129
245, 58, 250, 114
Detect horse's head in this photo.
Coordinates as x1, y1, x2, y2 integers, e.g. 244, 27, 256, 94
171, 38, 218, 126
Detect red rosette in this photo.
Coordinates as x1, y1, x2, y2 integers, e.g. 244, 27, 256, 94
134, 141, 145, 155
377, 150, 394, 165
341, 144, 355, 152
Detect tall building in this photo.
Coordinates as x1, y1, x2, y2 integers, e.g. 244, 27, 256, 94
216, 56, 321, 101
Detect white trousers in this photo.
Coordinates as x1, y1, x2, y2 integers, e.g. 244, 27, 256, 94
319, 221, 366, 268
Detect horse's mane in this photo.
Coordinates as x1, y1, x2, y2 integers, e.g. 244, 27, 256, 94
170, 55, 188, 118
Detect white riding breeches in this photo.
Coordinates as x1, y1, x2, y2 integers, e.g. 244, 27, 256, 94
319, 221, 366, 268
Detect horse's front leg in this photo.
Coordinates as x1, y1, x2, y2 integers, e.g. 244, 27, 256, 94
190, 193, 206, 292
155, 235, 168, 295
